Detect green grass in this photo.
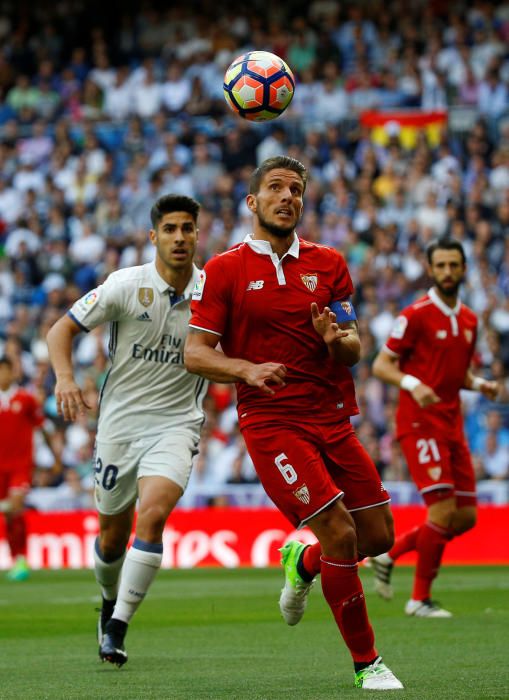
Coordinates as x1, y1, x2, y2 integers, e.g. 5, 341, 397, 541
0, 566, 508, 699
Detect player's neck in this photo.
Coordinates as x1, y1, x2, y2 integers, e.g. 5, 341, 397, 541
155, 258, 192, 295
433, 286, 458, 309
252, 230, 294, 258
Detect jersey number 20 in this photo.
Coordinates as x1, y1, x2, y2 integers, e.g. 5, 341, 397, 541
95, 457, 119, 491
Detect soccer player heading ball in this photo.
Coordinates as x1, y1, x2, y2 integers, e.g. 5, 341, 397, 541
185, 156, 404, 690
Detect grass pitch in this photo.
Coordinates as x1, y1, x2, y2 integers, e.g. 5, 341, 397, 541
0, 566, 507, 699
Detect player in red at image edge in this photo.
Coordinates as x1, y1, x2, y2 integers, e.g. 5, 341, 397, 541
184, 156, 404, 691
371, 237, 499, 617
0, 356, 47, 581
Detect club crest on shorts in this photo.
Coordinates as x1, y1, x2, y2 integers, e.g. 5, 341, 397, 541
428, 466, 442, 481
301, 274, 318, 292
138, 287, 154, 307
293, 484, 310, 504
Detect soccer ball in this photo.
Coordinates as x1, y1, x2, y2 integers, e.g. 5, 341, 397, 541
223, 51, 295, 122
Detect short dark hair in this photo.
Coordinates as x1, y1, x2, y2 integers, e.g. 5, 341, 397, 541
150, 194, 201, 228
0, 356, 12, 368
426, 236, 466, 265
249, 156, 308, 195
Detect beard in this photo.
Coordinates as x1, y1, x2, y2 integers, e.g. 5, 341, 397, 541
434, 277, 463, 297
257, 210, 296, 238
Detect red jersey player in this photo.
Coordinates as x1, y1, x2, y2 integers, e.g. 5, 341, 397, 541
185, 156, 403, 691
0, 356, 45, 581
371, 237, 499, 617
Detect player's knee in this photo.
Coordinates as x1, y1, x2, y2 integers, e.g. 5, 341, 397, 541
321, 522, 357, 559
355, 508, 394, 557
136, 503, 168, 539
361, 530, 394, 557
357, 528, 393, 557
453, 511, 477, 535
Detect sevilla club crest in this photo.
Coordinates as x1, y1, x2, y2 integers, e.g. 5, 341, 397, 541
293, 484, 311, 504
301, 274, 318, 292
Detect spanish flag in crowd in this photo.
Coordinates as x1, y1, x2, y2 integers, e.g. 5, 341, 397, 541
360, 111, 448, 149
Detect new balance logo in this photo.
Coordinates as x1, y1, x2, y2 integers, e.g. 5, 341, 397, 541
136, 312, 152, 322
246, 280, 264, 291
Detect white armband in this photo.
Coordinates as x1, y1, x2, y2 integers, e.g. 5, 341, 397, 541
471, 376, 485, 392
400, 374, 422, 392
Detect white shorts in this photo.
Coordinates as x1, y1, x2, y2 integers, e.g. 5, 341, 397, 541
94, 432, 199, 515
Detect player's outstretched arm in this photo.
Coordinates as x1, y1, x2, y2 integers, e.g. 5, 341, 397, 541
463, 369, 500, 401
372, 348, 441, 408
46, 314, 91, 421
185, 328, 287, 396
310, 303, 360, 366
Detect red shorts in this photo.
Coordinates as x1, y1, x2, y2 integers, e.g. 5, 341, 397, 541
0, 469, 31, 500
399, 433, 476, 507
241, 420, 390, 528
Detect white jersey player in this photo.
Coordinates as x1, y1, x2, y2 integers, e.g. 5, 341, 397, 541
47, 194, 207, 666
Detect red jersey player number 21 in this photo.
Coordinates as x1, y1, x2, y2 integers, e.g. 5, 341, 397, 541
185, 156, 403, 691
371, 237, 499, 619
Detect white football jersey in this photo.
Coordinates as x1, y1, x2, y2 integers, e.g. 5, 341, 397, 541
69, 261, 207, 443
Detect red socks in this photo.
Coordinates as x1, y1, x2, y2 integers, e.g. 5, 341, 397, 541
412, 522, 453, 601
320, 556, 377, 663
7, 514, 27, 558
302, 542, 322, 577
388, 525, 420, 561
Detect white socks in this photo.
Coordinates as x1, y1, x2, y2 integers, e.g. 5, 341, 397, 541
112, 538, 163, 624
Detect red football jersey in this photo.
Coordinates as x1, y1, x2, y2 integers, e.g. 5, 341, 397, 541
0, 387, 44, 471
385, 288, 478, 440
190, 236, 359, 428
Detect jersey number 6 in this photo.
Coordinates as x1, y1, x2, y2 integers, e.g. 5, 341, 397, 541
275, 452, 298, 485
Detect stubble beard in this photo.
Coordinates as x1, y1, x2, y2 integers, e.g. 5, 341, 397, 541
256, 210, 296, 238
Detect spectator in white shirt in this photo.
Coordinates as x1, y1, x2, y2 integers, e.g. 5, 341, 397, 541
103, 66, 132, 120
68, 221, 105, 266
89, 51, 116, 92
161, 62, 192, 114
12, 159, 45, 194
476, 432, 509, 480
0, 177, 23, 224
131, 65, 162, 119
416, 190, 448, 235
478, 68, 509, 120
5, 219, 41, 257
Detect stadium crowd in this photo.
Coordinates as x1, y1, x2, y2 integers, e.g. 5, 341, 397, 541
0, 0, 508, 511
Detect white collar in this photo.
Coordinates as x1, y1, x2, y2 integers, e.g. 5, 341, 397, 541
428, 287, 461, 316
243, 233, 300, 259
0, 385, 17, 402
150, 261, 201, 299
